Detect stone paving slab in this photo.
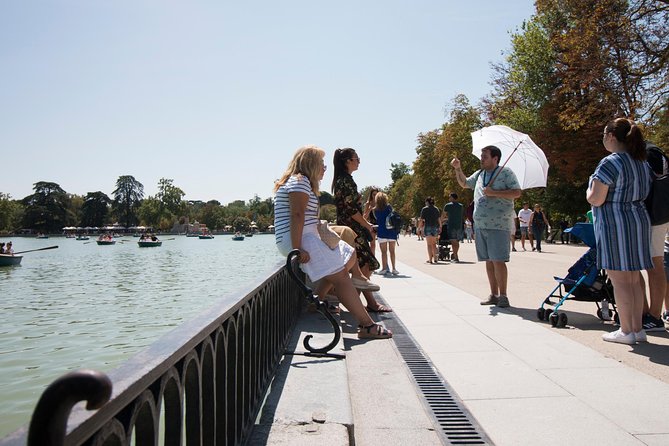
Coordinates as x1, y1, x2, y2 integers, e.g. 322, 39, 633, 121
370, 260, 669, 445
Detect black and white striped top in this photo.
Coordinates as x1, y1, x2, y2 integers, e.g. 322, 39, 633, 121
274, 175, 319, 246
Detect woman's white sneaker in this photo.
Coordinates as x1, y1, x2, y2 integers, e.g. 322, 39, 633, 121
634, 330, 648, 343
602, 329, 636, 345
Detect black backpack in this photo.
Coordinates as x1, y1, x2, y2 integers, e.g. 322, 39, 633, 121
385, 208, 403, 232
645, 142, 669, 225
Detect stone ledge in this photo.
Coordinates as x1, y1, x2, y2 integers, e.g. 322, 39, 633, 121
249, 308, 352, 446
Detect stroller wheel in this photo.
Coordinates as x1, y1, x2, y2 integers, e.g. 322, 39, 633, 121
543, 309, 553, 321
537, 308, 545, 321
558, 313, 568, 328
549, 312, 559, 327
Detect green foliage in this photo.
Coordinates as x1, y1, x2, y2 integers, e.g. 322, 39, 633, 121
21, 182, 71, 232
389, 162, 411, 185
80, 192, 111, 227
320, 203, 337, 223
112, 176, 144, 228
0, 193, 24, 233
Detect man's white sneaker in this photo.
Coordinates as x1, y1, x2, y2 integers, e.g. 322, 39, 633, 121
391, 269, 400, 275
602, 329, 636, 345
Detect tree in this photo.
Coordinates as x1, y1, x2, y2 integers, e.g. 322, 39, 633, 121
80, 192, 111, 227
21, 182, 70, 232
389, 162, 411, 185
112, 176, 144, 228
156, 178, 185, 217
0, 193, 23, 233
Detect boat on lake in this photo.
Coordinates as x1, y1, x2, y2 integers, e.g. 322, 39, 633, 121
138, 240, 162, 247
199, 233, 214, 239
76, 235, 90, 241
96, 235, 116, 245
36, 233, 49, 239
0, 254, 22, 267
138, 234, 162, 247
232, 232, 245, 241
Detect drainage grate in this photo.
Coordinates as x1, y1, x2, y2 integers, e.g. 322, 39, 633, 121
378, 300, 493, 445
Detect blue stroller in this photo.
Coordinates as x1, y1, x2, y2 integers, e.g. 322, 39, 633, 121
537, 223, 617, 328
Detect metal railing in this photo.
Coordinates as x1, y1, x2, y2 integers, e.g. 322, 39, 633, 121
1, 260, 303, 446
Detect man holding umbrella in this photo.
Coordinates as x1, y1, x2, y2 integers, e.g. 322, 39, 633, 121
452, 145, 521, 307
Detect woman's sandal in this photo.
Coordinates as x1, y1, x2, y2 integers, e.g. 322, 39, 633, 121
358, 323, 392, 339
366, 304, 393, 313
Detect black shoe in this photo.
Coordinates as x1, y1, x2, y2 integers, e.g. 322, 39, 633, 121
642, 314, 665, 332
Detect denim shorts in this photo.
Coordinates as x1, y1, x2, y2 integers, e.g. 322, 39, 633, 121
474, 228, 511, 262
519, 227, 529, 236
424, 226, 439, 237
447, 228, 463, 241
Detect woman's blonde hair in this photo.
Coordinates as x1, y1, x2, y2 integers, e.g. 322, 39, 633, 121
375, 191, 388, 209
274, 145, 326, 194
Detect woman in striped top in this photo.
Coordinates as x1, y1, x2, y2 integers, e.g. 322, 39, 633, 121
274, 145, 391, 339
587, 118, 653, 345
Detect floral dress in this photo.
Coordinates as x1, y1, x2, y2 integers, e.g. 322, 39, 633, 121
334, 174, 380, 271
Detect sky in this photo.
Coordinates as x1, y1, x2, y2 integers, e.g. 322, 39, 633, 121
0, 1, 536, 205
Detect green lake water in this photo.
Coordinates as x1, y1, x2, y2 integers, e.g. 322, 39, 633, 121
0, 234, 283, 437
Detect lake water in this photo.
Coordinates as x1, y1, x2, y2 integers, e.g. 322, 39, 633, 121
0, 234, 284, 438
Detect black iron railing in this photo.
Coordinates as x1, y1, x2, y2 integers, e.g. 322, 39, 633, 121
0, 261, 303, 446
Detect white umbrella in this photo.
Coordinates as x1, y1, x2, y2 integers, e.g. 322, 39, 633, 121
471, 125, 549, 189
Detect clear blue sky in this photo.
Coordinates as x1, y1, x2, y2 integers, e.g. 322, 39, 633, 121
0, 1, 535, 205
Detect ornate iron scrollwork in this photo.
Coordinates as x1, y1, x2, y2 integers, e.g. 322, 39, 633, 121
27, 369, 112, 446
285, 249, 341, 355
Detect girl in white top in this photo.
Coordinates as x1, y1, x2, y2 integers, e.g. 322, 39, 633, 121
274, 145, 391, 339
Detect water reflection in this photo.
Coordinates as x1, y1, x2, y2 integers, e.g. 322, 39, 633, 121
0, 234, 282, 437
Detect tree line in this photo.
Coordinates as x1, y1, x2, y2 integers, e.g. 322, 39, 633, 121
384, 0, 669, 224
0, 176, 274, 234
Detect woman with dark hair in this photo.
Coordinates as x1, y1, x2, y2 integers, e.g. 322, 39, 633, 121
363, 187, 380, 256
274, 145, 390, 339
420, 197, 441, 263
587, 118, 653, 345
332, 148, 391, 313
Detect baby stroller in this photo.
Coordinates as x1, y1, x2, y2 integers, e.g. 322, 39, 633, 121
437, 222, 451, 261
537, 223, 617, 328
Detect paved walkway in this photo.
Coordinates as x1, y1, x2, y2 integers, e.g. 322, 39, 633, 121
345, 238, 669, 445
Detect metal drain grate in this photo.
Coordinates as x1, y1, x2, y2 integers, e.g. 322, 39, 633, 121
378, 302, 493, 445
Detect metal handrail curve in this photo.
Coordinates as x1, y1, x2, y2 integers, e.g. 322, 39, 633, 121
285, 249, 341, 354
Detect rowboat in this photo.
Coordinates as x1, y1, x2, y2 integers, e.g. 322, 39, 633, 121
198, 234, 215, 239
232, 232, 245, 241
0, 254, 22, 267
96, 240, 116, 245
138, 240, 162, 247
76, 235, 90, 241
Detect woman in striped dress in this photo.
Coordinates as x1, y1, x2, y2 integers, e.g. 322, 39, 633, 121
274, 145, 391, 339
587, 118, 653, 345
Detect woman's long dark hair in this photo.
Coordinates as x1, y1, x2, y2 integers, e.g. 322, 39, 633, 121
605, 118, 646, 161
331, 147, 357, 193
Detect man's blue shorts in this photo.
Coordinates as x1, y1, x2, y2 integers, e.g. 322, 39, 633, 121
424, 226, 439, 237
475, 228, 511, 262
448, 228, 464, 241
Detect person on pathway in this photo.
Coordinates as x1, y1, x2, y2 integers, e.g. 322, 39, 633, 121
332, 147, 392, 313
420, 197, 442, 264
528, 203, 550, 253
452, 145, 521, 308
641, 141, 669, 332
587, 118, 652, 345
517, 203, 533, 251
464, 218, 473, 243
373, 192, 400, 275
442, 193, 464, 262
273, 145, 390, 339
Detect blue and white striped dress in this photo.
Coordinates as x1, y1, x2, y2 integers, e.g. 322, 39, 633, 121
591, 152, 652, 271
274, 175, 354, 282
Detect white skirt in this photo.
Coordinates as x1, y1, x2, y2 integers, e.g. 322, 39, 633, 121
276, 224, 355, 282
